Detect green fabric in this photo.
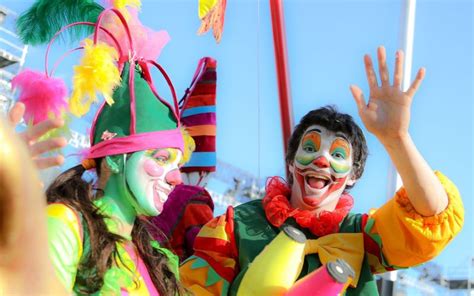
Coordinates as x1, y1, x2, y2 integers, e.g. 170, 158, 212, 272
16, 0, 104, 45
229, 200, 379, 296
93, 63, 177, 146
47, 212, 83, 291
151, 240, 180, 280
47, 203, 179, 295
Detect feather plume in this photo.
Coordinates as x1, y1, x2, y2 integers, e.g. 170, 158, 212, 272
11, 70, 68, 124
181, 127, 196, 165
104, 0, 141, 10
69, 39, 121, 117
97, 8, 170, 61
198, 0, 227, 43
16, 0, 104, 45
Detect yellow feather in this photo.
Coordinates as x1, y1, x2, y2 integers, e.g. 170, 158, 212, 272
69, 39, 121, 117
113, 0, 141, 10
180, 127, 196, 165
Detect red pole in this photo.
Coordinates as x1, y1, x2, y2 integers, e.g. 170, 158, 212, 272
269, 0, 293, 176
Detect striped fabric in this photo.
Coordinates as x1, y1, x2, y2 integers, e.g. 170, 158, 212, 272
180, 57, 217, 173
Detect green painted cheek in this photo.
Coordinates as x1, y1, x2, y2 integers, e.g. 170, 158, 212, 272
330, 161, 351, 174
296, 154, 314, 166
125, 152, 152, 213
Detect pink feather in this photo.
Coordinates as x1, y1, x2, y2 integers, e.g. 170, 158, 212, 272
12, 70, 68, 124
97, 8, 170, 62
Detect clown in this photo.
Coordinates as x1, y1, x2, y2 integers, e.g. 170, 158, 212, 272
9, 1, 196, 293
180, 46, 464, 295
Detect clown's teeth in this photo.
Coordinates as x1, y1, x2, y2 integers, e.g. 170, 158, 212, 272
159, 194, 167, 203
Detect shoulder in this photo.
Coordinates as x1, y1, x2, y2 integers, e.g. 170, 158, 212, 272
47, 203, 83, 244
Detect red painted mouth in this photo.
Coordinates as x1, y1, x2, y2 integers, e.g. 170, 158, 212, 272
294, 167, 347, 208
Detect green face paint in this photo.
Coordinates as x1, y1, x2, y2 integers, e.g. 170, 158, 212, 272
330, 161, 351, 174
296, 154, 315, 166
125, 149, 182, 216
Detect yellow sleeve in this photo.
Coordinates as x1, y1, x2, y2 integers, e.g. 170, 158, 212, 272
368, 171, 464, 268
47, 203, 83, 291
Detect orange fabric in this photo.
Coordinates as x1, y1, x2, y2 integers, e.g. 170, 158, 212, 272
186, 125, 216, 137
370, 171, 464, 267
180, 207, 237, 294
180, 258, 225, 296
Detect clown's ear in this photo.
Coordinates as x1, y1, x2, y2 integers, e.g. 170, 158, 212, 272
105, 155, 123, 174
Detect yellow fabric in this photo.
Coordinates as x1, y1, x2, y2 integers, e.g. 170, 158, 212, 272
305, 233, 364, 287
198, 224, 229, 241
198, 0, 218, 19
46, 204, 83, 291
47, 204, 83, 259
370, 171, 464, 267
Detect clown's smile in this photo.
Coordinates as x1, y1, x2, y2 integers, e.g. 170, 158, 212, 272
126, 149, 183, 216
294, 167, 348, 207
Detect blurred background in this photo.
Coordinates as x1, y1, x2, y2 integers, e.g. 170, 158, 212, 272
0, 0, 472, 294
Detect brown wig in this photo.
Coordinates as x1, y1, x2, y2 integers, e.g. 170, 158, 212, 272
286, 105, 368, 187
46, 163, 185, 295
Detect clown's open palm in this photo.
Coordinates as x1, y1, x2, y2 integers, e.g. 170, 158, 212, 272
349, 46, 450, 217
350, 46, 425, 145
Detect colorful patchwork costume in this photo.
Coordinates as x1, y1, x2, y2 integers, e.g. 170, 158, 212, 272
180, 172, 463, 295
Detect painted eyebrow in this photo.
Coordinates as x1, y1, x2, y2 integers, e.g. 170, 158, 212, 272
335, 133, 349, 141
305, 128, 321, 134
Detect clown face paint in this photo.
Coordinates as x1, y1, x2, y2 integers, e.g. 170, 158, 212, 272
125, 148, 183, 216
289, 125, 355, 212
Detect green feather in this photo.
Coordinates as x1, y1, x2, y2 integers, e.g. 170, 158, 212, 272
16, 0, 105, 45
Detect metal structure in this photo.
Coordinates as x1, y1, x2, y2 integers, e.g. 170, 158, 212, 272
0, 6, 28, 115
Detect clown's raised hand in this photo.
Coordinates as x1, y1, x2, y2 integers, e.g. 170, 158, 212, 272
350, 46, 425, 145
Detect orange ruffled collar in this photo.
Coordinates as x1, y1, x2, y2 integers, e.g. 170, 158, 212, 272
262, 176, 354, 237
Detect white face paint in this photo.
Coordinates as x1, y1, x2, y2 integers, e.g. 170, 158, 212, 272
125, 148, 183, 216
289, 125, 355, 212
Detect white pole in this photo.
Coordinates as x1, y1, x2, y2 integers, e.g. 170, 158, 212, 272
387, 0, 417, 199
385, 1, 417, 293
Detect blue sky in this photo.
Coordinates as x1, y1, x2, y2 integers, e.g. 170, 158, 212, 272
3, 0, 472, 282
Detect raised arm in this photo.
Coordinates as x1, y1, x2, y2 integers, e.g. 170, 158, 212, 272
349, 46, 448, 216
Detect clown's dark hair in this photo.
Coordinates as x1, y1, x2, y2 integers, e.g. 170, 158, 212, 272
46, 163, 184, 295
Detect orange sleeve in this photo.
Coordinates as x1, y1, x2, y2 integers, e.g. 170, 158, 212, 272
368, 171, 464, 268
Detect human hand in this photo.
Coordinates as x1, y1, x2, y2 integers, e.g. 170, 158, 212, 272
350, 46, 425, 146
8, 102, 67, 169
0, 117, 67, 295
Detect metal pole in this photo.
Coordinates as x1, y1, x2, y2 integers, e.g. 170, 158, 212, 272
269, 0, 293, 178
387, 0, 417, 198
386, 1, 417, 292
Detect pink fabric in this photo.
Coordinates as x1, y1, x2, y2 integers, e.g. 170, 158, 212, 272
85, 128, 184, 159
123, 244, 160, 296
182, 113, 216, 126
